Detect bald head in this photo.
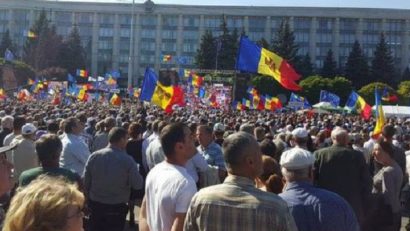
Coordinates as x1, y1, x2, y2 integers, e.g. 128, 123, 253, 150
223, 132, 260, 172
331, 127, 348, 146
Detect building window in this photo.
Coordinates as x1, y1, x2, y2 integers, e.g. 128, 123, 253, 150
76, 13, 93, 24
294, 17, 311, 30
141, 15, 157, 26
226, 16, 244, 30
204, 16, 220, 28
183, 43, 198, 53
99, 28, 114, 37
162, 30, 177, 39
162, 15, 178, 27
340, 18, 357, 32
0, 10, 9, 21
183, 31, 199, 40
141, 29, 156, 38
99, 14, 114, 25
161, 42, 176, 52
317, 18, 333, 32
183, 16, 199, 27
120, 28, 130, 37
120, 15, 131, 26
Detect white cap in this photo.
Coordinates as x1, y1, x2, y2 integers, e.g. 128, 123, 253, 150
22, 123, 37, 135
280, 148, 315, 170
291, 127, 308, 138
213, 123, 225, 132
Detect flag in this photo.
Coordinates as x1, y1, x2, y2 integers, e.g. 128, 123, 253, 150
236, 36, 301, 91
17, 89, 31, 101
134, 88, 140, 98
233, 101, 243, 111
373, 89, 385, 138
242, 98, 251, 109
77, 89, 87, 101
176, 56, 188, 65
191, 73, 203, 87
320, 90, 340, 107
198, 87, 206, 98
289, 93, 311, 109
76, 69, 88, 78
27, 78, 35, 85
140, 68, 184, 112
52, 94, 60, 105
250, 94, 264, 110
271, 97, 283, 110
161, 55, 172, 62
4, 49, 14, 62
0, 89, 6, 100
110, 93, 121, 106
382, 87, 399, 103
67, 74, 76, 83
247, 86, 258, 96
345, 91, 372, 120
106, 77, 117, 86
24, 30, 37, 38
111, 70, 121, 78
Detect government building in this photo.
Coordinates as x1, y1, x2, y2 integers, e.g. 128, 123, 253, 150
0, 0, 409, 84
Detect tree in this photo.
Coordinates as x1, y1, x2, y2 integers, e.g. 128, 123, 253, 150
401, 67, 410, 81
216, 16, 238, 70
57, 26, 86, 74
321, 49, 337, 78
398, 81, 410, 105
250, 75, 289, 97
195, 30, 216, 69
299, 75, 333, 103
331, 76, 353, 104
295, 53, 313, 78
358, 82, 394, 104
344, 40, 369, 88
256, 38, 270, 49
271, 19, 299, 65
0, 30, 14, 57
371, 33, 396, 86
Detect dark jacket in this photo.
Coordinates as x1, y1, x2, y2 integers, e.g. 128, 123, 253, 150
314, 144, 372, 226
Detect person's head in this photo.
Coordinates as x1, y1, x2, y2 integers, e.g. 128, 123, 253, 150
0, 154, 13, 197
64, 117, 83, 135
331, 127, 349, 146
36, 134, 63, 166
291, 127, 308, 147
196, 125, 214, 147
47, 120, 60, 134
160, 122, 197, 164
239, 123, 254, 134
259, 139, 277, 159
128, 122, 143, 140
382, 124, 396, 142
223, 131, 262, 179
280, 148, 315, 183
3, 176, 84, 231
1, 115, 14, 130
104, 117, 116, 132
108, 127, 128, 150
13, 116, 26, 133
21, 123, 37, 140
373, 140, 394, 166
254, 126, 265, 142
152, 120, 160, 134
257, 155, 283, 194
213, 123, 225, 139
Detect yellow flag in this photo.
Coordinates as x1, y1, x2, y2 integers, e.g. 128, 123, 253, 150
151, 82, 174, 110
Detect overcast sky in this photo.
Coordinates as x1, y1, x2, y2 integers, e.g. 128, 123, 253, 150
53, 0, 410, 9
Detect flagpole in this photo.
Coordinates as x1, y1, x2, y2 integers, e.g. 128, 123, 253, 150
127, 0, 135, 88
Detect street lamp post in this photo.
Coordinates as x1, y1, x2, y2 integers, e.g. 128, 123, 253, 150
127, 0, 135, 87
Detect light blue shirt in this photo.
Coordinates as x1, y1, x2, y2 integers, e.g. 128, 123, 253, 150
60, 133, 91, 175
198, 142, 225, 169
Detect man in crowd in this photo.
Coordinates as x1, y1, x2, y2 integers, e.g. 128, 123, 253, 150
0, 146, 14, 224
279, 147, 359, 231
184, 132, 297, 231
314, 127, 372, 228
91, 117, 116, 152
3, 116, 25, 162
289, 127, 310, 150
0, 116, 13, 147
213, 123, 225, 146
60, 117, 91, 175
145, 121, 167, 169
19, 134, 81, 187
84, 127, 143, 231
140, 123, 198, 231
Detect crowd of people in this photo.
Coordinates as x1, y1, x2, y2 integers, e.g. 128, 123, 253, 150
0, 98, 409, 231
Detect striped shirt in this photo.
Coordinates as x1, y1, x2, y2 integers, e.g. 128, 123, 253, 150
184, 175, 298, 231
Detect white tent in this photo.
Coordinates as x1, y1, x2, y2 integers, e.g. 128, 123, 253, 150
372, 105, 410, 118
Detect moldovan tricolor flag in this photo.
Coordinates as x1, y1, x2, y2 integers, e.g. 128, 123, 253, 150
373, 89, 385, 138
236, 36, 301, 91
345, 91, 372, 120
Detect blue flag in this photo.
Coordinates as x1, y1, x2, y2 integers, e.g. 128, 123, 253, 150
289, 93, 311, 109
198, 87, 206, 98
177, 56, 188, 65
140, 68, 158, 101
67, 74, 76, 83
320, 90, 340, 107
111, 70, 121, 78
4, 49, 14, 62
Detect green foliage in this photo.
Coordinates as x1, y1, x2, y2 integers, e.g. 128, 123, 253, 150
195, 30, 216, 69
57, 26, 86, 75
397, 81, 410, 105
271, 19, 299, 65
401, 67, 410, 82
358, 82, 394, 104
0, 58, 35, 87
295, 53, 314, 78
321, 49, 337, 78
250, 75, 289, 96
371, 33, 396, 86
0, 30, 14, 57
344, 40, 369, 88
331, 76, 354, 103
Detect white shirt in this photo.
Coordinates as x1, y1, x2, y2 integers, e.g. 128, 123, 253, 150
60, 133, 91, 175
185, 152, 208, 183
3, 133, 16, 162
146, 137, 164, 170
364, 138, 376, 155
145, 161, 197, 231
142, 133, 158, 169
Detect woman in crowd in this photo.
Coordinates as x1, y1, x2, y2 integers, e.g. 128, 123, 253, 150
2, 176, 84, 231
256, 155, 284, 194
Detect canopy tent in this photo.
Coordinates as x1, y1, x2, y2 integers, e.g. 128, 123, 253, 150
371, 105, 410, 118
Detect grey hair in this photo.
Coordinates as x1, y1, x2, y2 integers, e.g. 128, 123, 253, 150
281, 166, 312, 182
331, 127, 348, 144
1, 116, 14, 129
239, 123, 255, 134
223, 131, 258, 169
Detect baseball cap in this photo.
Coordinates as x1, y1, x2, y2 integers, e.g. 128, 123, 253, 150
291, 128, 308, 138
213, 123, 225, 132
22, 123, 37, 135
280, 147, 315, 170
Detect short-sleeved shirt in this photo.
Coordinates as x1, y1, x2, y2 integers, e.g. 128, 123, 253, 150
198, 142, 225, 169
19, 167, 80, 187
145, 161, 197, 231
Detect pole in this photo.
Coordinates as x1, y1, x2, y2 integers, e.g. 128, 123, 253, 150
127, 0, 135, 87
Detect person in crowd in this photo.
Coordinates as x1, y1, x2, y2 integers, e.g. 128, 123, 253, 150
140, 123, 197, 231
76, 113, 93, 149
85, 117, 97, 137
60, 117, 90, 175
2, 176, 84, 231
370, 140, 403, 231
84, 127, 143, 231
279, 147, 360, 231
314, 127, 372, 228
254, 126, 266, 142
0, 146, 14, 225
46, 120, 60, 135
3, 116, 25, 162
196, 125, 226, 180
91, 117, 116, 152
351, 133, 371, 164
256, 155, 283, 194
146, 121, 168, 169
314, 130, 328, 149
288, 127, 310, 150
19, 134, 81, 187
0, 116, 13, 147
142, 120, 160, 163
213, 122, 225, 146
9, 123, 38, 183
239, 123, 254, 134
259, 139, 277, 159
184, 132, 298, 231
